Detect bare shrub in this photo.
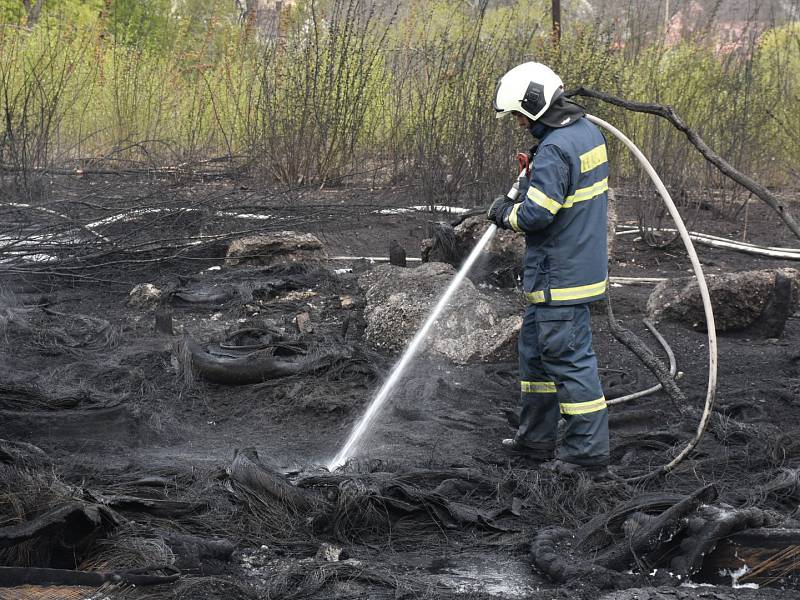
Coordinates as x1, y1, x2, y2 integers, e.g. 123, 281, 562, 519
385, 5, 532, 206
0, 25, 92, 197
250, 0, 395, 185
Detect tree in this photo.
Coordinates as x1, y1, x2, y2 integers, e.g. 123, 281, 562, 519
22, 0, 44, 26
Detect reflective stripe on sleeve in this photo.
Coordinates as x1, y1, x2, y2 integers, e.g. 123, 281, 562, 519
508, 202, 523, 232
560, 397, 607, 415
524, 279, 607, 304
521, 380, 557, 393
579, 144, 608, 173
523, 177, 607, 216
563, 178, 608, 208
526, 186, 562, 215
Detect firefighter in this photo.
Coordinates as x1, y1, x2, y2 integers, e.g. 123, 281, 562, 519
487, 62, 610, 476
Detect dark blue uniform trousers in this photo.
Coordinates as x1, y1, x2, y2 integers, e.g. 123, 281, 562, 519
516, 303, 609, 466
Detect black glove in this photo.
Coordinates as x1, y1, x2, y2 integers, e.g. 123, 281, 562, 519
487, 195, 514, 228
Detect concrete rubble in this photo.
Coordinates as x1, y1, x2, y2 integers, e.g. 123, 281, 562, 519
647, 268, 800, 333
358, 262, 521, 364
225, 231, 327, 266
127, 283, 162, 307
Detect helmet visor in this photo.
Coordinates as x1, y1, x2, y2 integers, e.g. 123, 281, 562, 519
492, 77, 506, 115
492, 77, 511, 119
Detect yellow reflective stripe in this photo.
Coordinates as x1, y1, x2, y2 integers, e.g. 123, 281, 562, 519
550, 279, 607, 302
509, 202, 523, 232
524, 279, 607, 304
525, 290, 546, 303
560, 397, 607, 415
563, 178, 608, 208
524, 178, 607, 215
579, 144, 608, 173
521, 380, 557, 393
526, 186, 561, 215
564, 180, 608, 208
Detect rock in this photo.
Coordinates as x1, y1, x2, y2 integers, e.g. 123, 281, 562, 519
358, 262, 521, 364
314, 542, 342, 562
278, 290, 317, 302
340, 295, 355, 309
128, 283, 162, 307
295, 312, 312, 334
420, 188, 617, 286
225, 231, 326, 267
647, 268, 800, 333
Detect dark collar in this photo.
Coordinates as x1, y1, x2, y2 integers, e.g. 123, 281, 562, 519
529, 121, 552, 140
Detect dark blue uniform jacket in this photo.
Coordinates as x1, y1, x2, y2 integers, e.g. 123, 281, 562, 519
501, 117, 609, 305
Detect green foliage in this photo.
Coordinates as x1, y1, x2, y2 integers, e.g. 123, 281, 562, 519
755, 23, 800, 177
0, 0, 26, 23
44, 0, 104, 27
1, 0, 103, 27
0, 0, 795, 194
0, 24, 96, 171
104, 0, 172, 48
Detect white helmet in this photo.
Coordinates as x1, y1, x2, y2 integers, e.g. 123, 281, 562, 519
494, 62, 564, 122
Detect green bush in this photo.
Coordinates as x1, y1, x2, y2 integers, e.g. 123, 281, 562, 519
0, 0, 795, 200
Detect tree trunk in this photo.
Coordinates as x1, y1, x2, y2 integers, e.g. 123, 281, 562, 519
22, 0, 45, 27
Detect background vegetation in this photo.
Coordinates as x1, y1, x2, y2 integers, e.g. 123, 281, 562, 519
0, 0, 798, 206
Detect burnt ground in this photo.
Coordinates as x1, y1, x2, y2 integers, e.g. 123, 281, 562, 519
1, 174, 800, 599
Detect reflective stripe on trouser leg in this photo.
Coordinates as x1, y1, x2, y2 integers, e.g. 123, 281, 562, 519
534, 303, 610, 466
515, 304, 559, 456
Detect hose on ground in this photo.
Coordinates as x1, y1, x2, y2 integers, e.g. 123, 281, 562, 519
587, 113, 718, 482
616, 226, 800, 259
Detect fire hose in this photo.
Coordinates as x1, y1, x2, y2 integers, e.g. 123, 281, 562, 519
329, 116, 718, 477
